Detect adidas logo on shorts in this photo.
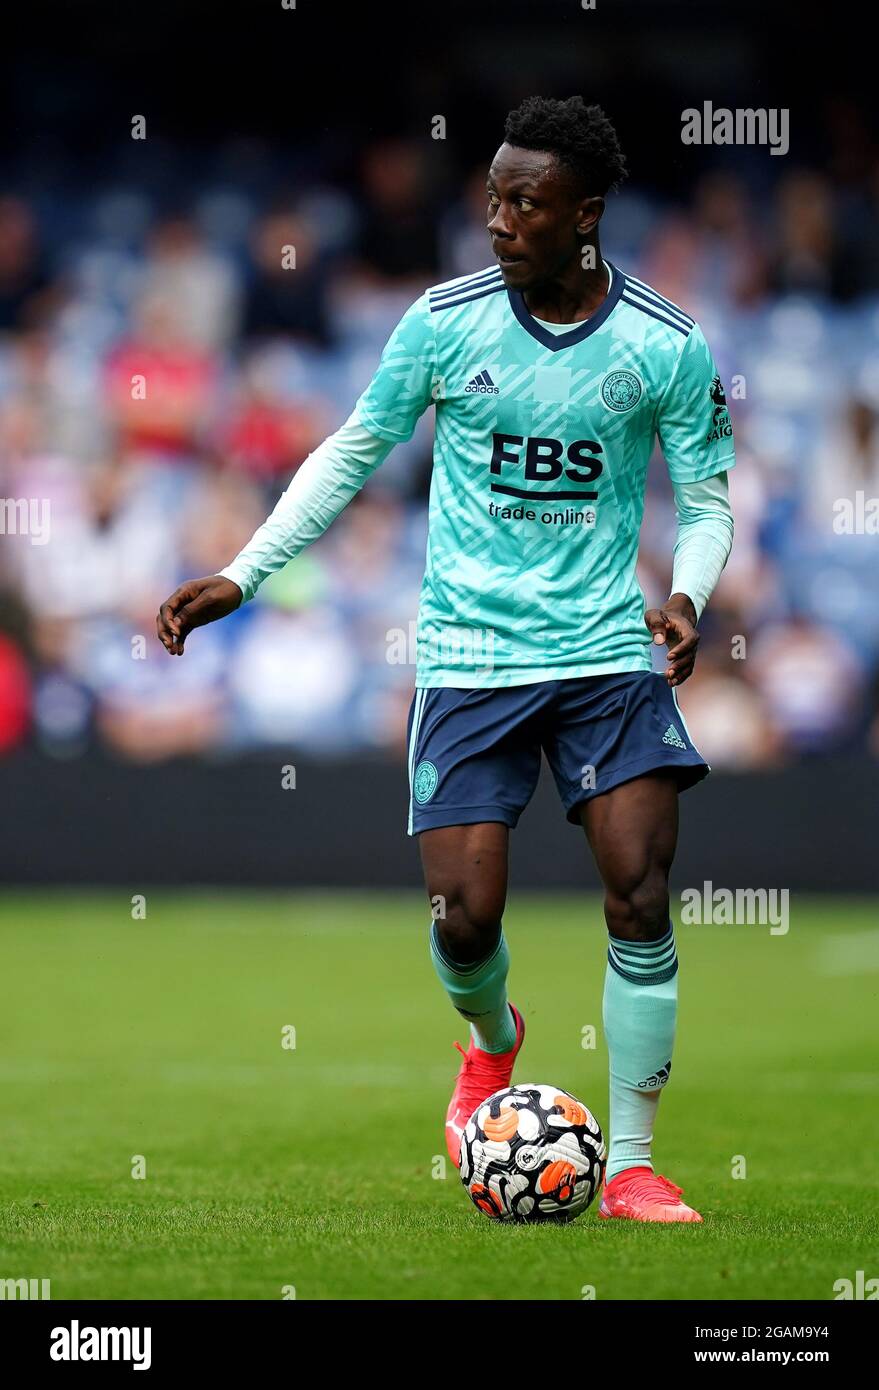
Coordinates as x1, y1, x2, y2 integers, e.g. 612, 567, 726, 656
662, 724, 687, 749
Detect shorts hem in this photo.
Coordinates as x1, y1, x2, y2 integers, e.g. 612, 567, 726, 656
407, 804, 520, 836
561, 753, 709, 824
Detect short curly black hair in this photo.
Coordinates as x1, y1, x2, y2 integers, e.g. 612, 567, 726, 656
503, 96, 628, 196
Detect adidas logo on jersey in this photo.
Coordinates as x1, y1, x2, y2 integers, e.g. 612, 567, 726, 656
465, 369, 499, 394
662, 724, 687, 749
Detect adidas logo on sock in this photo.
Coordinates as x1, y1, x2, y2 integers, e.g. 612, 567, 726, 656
465, 369, 499, 394
637, 1060, 672, 1089
662, 724, 687, 749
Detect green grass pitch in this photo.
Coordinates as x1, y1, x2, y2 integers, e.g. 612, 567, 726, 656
1, 890, 877, 1300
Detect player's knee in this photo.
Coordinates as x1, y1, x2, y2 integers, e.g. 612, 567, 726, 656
433, 886, 504, 965
605, 870, 670, 942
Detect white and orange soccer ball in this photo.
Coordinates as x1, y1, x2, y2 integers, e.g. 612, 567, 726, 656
459, 1083, 606, 1223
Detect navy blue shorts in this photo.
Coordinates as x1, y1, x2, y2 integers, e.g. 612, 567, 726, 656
405, 672, 709, 835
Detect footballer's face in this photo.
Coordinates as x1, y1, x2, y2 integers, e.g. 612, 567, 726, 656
486, 143, 603, 290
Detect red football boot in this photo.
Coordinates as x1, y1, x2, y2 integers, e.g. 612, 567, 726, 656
598, 1166, 703, 1222
444, 1003, 526, 1167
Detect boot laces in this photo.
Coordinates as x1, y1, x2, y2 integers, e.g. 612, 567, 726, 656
621, 1170, 684, 1203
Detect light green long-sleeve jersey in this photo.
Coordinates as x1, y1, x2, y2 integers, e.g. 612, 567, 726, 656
221, 261, 734, 685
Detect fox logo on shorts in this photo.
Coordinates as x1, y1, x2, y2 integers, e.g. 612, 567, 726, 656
413, 760, 439, 803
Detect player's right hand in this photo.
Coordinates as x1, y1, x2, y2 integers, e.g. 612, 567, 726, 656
156, 575, 243, 655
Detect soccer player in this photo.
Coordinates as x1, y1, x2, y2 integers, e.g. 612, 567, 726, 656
157, 97, 735, 1224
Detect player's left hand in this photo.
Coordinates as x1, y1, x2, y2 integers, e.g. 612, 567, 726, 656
644, 594, 699, 687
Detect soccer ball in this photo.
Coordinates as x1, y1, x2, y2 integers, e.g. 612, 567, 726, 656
459, 1083, 605, 1223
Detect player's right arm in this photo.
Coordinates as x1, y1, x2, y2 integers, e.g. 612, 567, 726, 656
156, 293, 437, 655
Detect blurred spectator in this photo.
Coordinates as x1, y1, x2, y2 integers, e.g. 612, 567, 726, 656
218, 350, 327, 482
808, 396, 879, 531
88, 602, 230, 762
103, 291, 219, 461
675, 654, 781, 770
768, 172, 839, 298
0, 198, 53, 332
0, 631, 30, 751
641, 173, 767, 313
140, 216, 240, 351
748, 616, 866, 754
228, 605, 357, 750
355, 140, 441, 283
243, 207, 333, 346
14, 457, 177, 621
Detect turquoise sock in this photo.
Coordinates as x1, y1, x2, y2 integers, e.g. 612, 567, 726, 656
429, 921, 516, 1053
603, 921, 678, 1182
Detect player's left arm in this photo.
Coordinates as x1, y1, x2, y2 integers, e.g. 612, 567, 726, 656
645, 471, 734, 685
649, 323, 736, 686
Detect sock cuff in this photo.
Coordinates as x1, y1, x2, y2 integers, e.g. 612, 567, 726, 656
607, 921, 678, 986
429, 921, 505, 977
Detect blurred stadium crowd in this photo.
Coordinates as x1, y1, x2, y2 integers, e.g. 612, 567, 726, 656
1, 138, 878, 767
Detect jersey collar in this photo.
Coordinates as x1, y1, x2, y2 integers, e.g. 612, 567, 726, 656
507, 260, 624, 351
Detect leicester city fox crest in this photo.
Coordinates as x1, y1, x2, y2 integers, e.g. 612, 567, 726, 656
601, 369, 643, 412
413, 760, 439, 803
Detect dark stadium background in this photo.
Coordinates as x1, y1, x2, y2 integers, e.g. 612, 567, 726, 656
1, 0, 876, 889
